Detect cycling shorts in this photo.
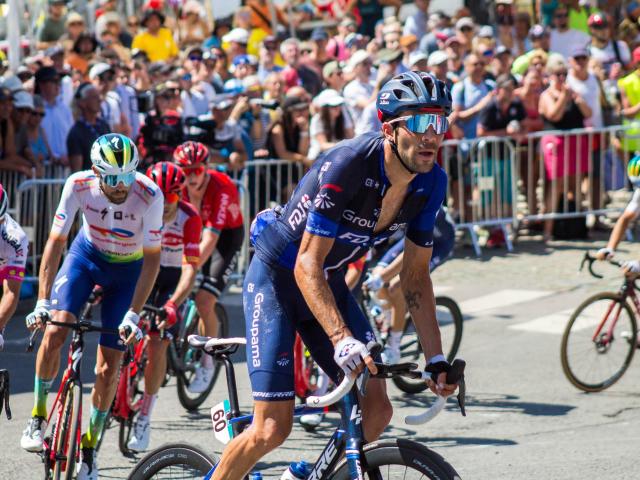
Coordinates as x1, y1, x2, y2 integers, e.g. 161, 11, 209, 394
378, 208, 455, 272
244, 255, 376, 402
50, 232, 142, 351
196, 226, 244, 298
147, 266, 182, 338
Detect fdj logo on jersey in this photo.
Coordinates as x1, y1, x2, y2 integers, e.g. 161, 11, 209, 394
287, 194, 312, 230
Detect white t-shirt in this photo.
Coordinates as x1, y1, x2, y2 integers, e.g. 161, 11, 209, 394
567, 72, 603, 128
101, 91, 122, 131
589, 40, 631, 74
549, 29, 590, 59
355, 102, 381, 135
308, 109, 354, 159
343, 78, 374, 122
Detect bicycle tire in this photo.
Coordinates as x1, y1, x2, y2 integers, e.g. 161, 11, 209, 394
51, 381, 81, 480
127, 443, 217, 480
119, 342, 148, 454
176, 303, 229, 411
561, 292, 637, 392
331, 438, 460, 480
392, 296, 464, 394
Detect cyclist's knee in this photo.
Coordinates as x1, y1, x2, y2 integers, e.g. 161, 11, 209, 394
196, 289, 217, 310
41, 312, 74, 351
250, 415, 292, 453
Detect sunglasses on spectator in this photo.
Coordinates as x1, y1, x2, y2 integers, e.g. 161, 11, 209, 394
68, 21, 83, 27
181, 73, 192, 81
31, 111, 45, 117
16, 107, 32, 113
101, 171, 136, 187
573, 55, 588, 62
552, 70, 568, 78
128, 21, 139, 27
188, 55, 203, 62
389, 113, 449, 135
460, 26, 473, 32
183, 165, 205, 176
554, 13, 568, 18
99, 73, 115, 82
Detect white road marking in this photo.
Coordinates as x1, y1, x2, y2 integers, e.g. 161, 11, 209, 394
459, 289, 552, 315
510, 309, 574, 334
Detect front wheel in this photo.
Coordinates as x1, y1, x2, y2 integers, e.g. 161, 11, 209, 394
127, 443, 217, 480
176, 303, 229, 411
331, 439, 460, 480
392, 296, 464, 394
561, 292, 637, 392
51, 381, 81, 480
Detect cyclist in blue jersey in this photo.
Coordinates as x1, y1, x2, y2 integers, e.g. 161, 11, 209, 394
364, 206, 456, 364
211, 71, 460, 480
21, 134, 163, 480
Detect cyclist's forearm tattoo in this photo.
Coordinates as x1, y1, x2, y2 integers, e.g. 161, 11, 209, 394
405, 290, 422, 310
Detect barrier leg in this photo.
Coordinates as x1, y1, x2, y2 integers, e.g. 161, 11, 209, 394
467, 226, 482, 257
501, 224, 513, 252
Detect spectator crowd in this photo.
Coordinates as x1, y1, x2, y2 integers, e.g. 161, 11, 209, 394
2, 0, 640, 246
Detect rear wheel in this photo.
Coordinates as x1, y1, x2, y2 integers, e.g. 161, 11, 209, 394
331, 439, 460, 480
177, 303, 228, 411
392, 296, 464, 394
561, 292, 637, 392
127, 443, 217, 480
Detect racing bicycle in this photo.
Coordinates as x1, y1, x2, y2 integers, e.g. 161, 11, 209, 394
128, 336, 467, 480
26, 306, 130, 480
561, 252, 640, 392
362, 290, 464, 393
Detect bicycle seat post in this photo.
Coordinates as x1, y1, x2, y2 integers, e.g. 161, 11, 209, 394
219, 352, 243, 432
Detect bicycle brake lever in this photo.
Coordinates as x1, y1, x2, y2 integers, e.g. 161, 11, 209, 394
0, 370, 10, 420
456, 378, 466, 417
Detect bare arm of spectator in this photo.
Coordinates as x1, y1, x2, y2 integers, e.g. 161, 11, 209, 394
539, 87, 570, 123
619, 87, 640, 119
270, 123, 312, 167
454, 90, 496, 122
572, 92, 592, 119
228, 137, 247, 172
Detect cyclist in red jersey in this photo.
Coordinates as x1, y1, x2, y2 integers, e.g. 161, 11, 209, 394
173, 141, 244, 392
127, 162, 203, 451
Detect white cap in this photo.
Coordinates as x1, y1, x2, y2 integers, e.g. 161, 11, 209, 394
347, 50, 371, 71
223, 28, 249, 45
314, 88, 345, 107
455, 17, 475, 30
13, 90, 34, 109
409, 51, 429, 67
427, 51, 448, 67
88, 62, 113, 80
0, 74, 23, 93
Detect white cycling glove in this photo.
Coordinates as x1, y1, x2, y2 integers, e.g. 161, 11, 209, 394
333, 336, 370, 378
597, 247, 615, 260
26, 299, 52, 329
363, 274, 385, 292
118, 310, 143, 342
622, 260, 640, 274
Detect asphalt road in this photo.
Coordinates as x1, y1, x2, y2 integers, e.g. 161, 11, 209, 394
1, 235, 640, 479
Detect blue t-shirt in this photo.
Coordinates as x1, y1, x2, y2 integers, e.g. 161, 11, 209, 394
251, 132, 447, 272
451, 77, 495, 139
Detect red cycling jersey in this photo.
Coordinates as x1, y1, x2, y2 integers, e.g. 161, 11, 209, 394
161, 200, 203, 268
184, 169, 243, 233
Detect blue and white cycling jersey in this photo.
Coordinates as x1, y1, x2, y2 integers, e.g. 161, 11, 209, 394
251, 132, 448, 272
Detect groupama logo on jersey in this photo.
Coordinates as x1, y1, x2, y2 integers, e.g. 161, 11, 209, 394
89, 224, 135, 239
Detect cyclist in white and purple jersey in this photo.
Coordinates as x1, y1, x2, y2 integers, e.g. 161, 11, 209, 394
0, 184, 29, 351
21, 134, 163, 480
211, 71, 460, 480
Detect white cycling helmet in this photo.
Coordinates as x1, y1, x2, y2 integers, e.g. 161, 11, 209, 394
90, 133, 139, 176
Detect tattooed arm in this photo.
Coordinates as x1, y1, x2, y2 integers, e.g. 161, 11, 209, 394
399, 238, 443, 361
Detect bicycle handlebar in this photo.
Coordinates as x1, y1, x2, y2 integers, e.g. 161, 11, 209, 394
27, 318, 130, 353
581, 252, 623, 279
306, 358, 467, 424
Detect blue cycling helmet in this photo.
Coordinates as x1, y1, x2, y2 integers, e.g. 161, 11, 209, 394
376, 71, 452, 121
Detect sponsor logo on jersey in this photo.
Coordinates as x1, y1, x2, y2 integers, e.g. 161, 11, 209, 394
320, 183, 343, 192
1, 228, 24, 256
389, 222, 407, 231
342, 210, 375, 229
276, 352, 290, 367
318, 161, 332, 181
54, 212, 67, 222
338, 231, 370, 244
73, 175, 96, 185
365, 178, 380, 188
313, 192, 334, 210
250, 292, 264, 368
89, 224, 135, 239
287, 194, 312, 230
135, 179, 157, 197
216, 193, 230, 226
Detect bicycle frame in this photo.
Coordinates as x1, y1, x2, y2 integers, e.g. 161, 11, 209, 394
112, 336, 147, 421
166, 298, 198, 377
591, 279, 640, 346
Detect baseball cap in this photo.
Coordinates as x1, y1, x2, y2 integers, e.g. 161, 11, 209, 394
45, 45, 64, 58
88, 62, 114, 80
587, 12, 608, 27
262, 35, 277, 48
282, 95, 308, 110
347, 50, 372, 70
310, 27, 329, 42
409, 51, 429, 67
232, 54, 254, 67
344, 33, 364, 49
400, 34, 418, 48
1, 74, 24, 93
223, 28, 249, 44
478, 25, 494, 38
322, 60, 341, 78
185, 45, 204, 57
34, 66, 60, 84
455, 17, 474, 31
375, 48, 402, 66
13, 91, 34, 110
570, 46, 589, 58
314, 89, 345, 107
340, 17, 356, 28
529, 24, 549, 39
495, 45, 511, 57
427, 51, 448, 67
65, 12, 85, 26
211, 93, 235, 110
445, 36, 461, 47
